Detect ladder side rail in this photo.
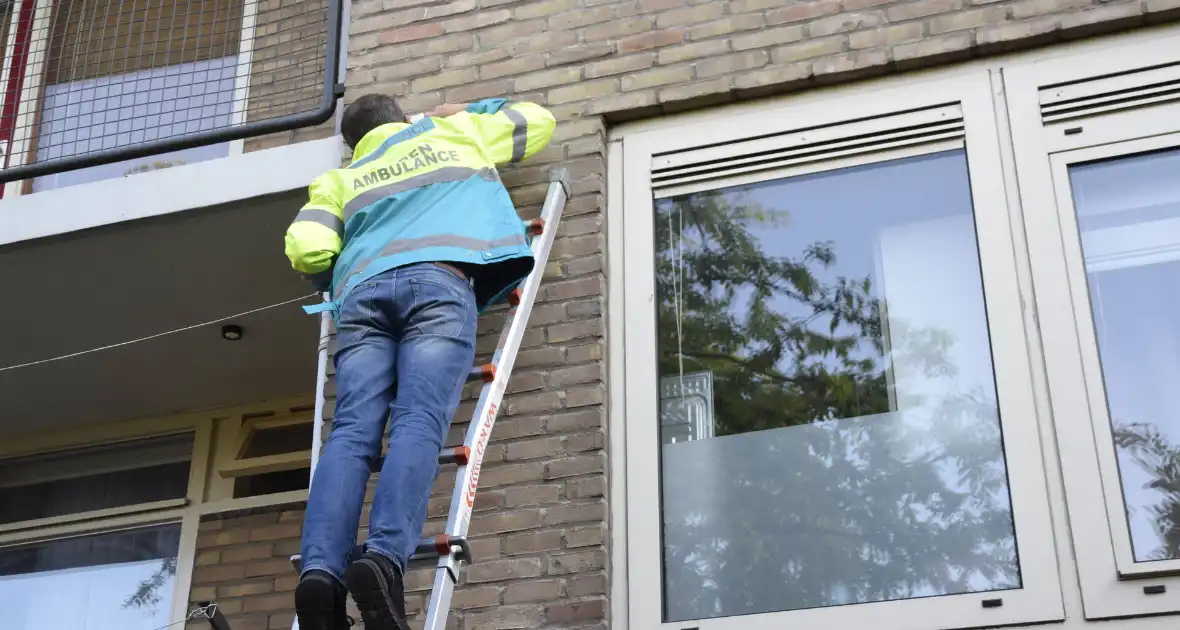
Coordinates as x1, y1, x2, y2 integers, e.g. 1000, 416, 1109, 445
309, 291, 332, 488
422, 171, 569, 630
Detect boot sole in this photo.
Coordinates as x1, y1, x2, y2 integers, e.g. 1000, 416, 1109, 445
294, 575, 347, 630
344, 557, 410, 630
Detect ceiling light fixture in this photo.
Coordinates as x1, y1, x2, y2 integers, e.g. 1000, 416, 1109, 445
221, 324, 244, 341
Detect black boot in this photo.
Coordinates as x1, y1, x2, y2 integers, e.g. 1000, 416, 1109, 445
344, 552, 409, 630
294, 569, 351, 630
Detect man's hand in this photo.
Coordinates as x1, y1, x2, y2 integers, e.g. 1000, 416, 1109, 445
302, 269, 333, 293
423, 103, 470, 118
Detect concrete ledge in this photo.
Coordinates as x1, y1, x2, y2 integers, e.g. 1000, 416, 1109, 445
0, 136, 344, 246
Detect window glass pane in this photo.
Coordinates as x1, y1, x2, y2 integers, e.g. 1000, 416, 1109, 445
0, 434, 193, 524
234, 467, 311, 499
1068, 147, 1180, 563
241, 422, 314, 458
32, 56, 237, 192
654, 149, 1019, 622
0, 524, 181, 630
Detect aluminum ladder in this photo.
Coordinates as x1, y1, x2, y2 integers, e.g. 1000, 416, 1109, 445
289, 168, 570, 630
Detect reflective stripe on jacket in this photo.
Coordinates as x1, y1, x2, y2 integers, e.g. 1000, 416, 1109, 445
283, 98, 556, 312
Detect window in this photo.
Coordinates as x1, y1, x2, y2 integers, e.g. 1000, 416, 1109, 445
0, 433, 193, 525
1005, 35, 1180, 621
616, 73, 1062, 630
0, 398, 316, 629
0, 524, 182, 630
0, 434, 195, 630
0, 0, 247, 194
217, 406, 313, 499
655, 149, 1023, 622
1068, 148, 1180, 564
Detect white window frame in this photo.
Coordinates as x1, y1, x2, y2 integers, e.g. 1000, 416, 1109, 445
610, 70, 1063, 630
0, 419, 210, 625
0, 0, 259, 198
0, 395, 315, 626
1006, 33, 1180, 620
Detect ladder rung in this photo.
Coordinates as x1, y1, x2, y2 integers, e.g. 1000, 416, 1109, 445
522, 218, 544, 236
440, 445, 471, 466
411, 534, 473, 563
468, 363, 496, 383
288, 536, 473, 573
369, 445, 470, 474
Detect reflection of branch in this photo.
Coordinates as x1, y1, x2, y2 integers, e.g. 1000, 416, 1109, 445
682, 351, 805, 386
123, 557, 177, 611
1113, 421, 1180, 559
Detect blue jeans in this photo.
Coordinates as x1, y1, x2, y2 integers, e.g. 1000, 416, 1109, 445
300, 263, 477, 583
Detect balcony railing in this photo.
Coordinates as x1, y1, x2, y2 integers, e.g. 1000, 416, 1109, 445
0, 0, 342, 191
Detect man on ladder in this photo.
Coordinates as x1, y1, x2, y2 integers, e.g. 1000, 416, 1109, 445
283, 93, 556, 630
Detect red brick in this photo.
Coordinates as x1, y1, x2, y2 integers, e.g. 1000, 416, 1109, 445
465, 558, 544, 583
379, 23, 444, 45
504, 579, 564, 604
546, 598, 605, 624
618, 29, 686, 54
504, 529, 563, 554
566, 573, 607, 597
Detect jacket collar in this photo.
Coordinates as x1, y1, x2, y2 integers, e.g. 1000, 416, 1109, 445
351, 122, 408, 163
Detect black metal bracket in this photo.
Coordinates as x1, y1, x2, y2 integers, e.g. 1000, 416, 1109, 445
0, 0, 345, 184
195, 602, 232, 630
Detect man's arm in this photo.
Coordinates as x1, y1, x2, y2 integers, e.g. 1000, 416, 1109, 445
284, 174, 344, 291
426, 99, 556, 166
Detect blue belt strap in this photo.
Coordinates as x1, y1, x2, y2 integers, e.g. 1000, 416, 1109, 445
302, 300, 339, 316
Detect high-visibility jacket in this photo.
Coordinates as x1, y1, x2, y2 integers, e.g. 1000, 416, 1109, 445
284, 98, 556, 315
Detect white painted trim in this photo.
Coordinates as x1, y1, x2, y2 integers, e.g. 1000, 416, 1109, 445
0, 498, 189, 535
605, 136, 628, 630
170, 418, 214, 622
653, 138, 965, 200
1005, 30, 1180, 620
0, 396, 316, 627
334, 0, 349, 138
218, 451, 311, 478
0, 135, 342, 245
227, 0, 259, 157
0, 507, 188, 546
617, 70, 1064, 630
172, 512, 202, 620
196, 489, 308, 516
1053, 136, 1180, 581
2, 0, 50, 198
0, 0, 22, 152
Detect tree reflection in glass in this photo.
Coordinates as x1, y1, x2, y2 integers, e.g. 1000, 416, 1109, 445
653, 150, 1020, 622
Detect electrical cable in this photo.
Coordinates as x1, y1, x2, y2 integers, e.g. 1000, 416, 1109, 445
0, 292, 319, 373
144, 603, 220, 630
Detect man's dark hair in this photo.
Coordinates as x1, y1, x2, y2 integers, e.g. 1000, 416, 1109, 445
341, 94, 404, 149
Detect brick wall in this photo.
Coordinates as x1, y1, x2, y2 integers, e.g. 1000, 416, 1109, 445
244, 0, 337, 153
187, 506, 306, 630
191, 0, 1180, 629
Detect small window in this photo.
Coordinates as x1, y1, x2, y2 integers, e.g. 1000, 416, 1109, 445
0, 523, 182, 630
221, 409, 313, 499
0, 433, 193, 525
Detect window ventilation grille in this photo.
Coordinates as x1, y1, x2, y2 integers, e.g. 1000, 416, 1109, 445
1039, 62, 1180, 124
651, 104, 965, 191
